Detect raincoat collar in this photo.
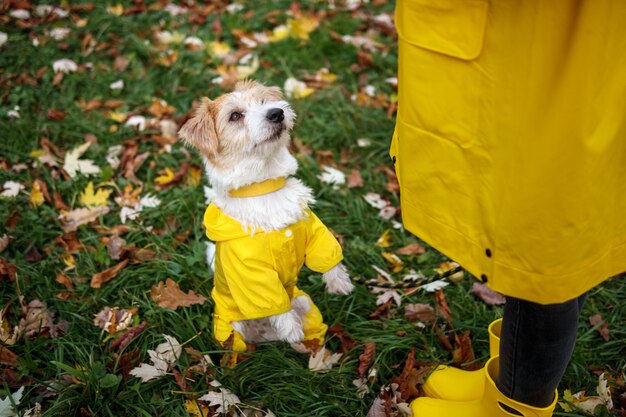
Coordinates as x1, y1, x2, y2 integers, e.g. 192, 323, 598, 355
228, 177, 287, 198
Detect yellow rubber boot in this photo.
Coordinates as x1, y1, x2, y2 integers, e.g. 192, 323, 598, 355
411, 356, 557, 417
422, 318, 502, 401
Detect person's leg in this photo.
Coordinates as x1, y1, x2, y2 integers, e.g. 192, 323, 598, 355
496, 293, 587, 407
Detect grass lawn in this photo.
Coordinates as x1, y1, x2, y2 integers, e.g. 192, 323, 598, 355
0, 1, 624, 416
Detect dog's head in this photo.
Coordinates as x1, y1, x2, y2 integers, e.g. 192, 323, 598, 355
178, 80, 296, 169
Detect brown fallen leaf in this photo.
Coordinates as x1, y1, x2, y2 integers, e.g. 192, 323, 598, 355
390, 348, 422, 401
347, 169, 364, 188
358, 342, 377, 379
0, 345, 19, 366
105, 235, 126, 260
327, 323, 358, 353
0, 368, 33, 390
109, 321, 149, 352
435, 289, 453, 323
94, 225, 132, 235
55, 272, 74, 289
107, 349, 141, 378
404, 303, 436, 324
589, 314, 610, 342
396, 243, 426, 256
91, 259, 129, 288
0, 258, 18, 281
46, 108, 66, 121
452, 330, 480, 371
471, 282, 506, 306
53, 191, 70, 211
150, 278, 207, 310
59, 206, 110, 233
20, 299, 68, 340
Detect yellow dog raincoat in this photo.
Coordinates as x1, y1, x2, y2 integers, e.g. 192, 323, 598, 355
204, 203, 343, 352
392, 0, 626, 304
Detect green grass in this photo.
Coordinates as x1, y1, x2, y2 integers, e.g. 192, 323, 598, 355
1, 1, 624, 416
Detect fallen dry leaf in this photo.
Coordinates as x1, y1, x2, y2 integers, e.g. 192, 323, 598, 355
129, 334, 182, 382
90, 259, 129, 288
435, 289, 453, 323
19, 299, 68, 340
382, 252, 403, 273
308, 346, 342, 373
63, 142, 101, 178
55, 272, 73, 290
150, 278, 207, 310
79, 181, 113, 208
0, 345, 19, 366
347, 169, 364, 188
105, 236, 126, 260
58, 206, 110, 233
358, 342, 376, 378
471, 282, 506, 306
0, 258, 18, 282
29, 181, 44, 207
109, 321, 148, 352
452, 330, 479, 371
404, 303, 436, 324
327, 323, 358, 353
396, 243, 425, 256
589, 314, 610, 342
93, 307, 137, 334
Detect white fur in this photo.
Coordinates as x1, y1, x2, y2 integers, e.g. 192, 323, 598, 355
232, 296, 311, 344
322, 263, 354, 295
205, 148, 315, 231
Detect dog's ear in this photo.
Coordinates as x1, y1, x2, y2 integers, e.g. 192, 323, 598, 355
178, 97, 219, 158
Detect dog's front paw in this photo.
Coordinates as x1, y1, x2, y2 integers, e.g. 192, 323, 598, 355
268, 310, 304, 344
322, 263, 354, 295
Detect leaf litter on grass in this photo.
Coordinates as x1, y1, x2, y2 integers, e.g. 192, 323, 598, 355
0, 1, 624, 416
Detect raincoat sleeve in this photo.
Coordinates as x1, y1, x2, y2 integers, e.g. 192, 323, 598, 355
217, 239, 292, 320
304, 211, 344, 273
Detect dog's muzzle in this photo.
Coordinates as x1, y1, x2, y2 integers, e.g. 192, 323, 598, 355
266, 108, 284, 124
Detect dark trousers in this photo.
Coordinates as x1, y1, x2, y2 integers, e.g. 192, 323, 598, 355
496, 293, 587, 407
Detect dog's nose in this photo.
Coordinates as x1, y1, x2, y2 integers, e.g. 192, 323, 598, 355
266, 108, 284, 124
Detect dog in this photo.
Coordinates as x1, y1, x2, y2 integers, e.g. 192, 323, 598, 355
179, 80, 354, 359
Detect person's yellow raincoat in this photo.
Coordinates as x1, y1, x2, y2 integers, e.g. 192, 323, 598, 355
203, 203, 343, 350
392, 0, 626, 304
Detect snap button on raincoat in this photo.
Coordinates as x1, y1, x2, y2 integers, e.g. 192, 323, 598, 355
392, 0, 626, 304
203, 203, 343, 345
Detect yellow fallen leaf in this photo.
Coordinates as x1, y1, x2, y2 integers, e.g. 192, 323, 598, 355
269, 25, 289, 42
108, 110, 128, 123
80, 182, 113, 208
314, 68, 337, 83
288, 16, 320, 41
435, 261, 464, 283
184, 399, 210, 417
155, 168, 175, 185
30, 181, 44, 207
61, 253, 75, 268
115, 184, 142, 208
187, 166, 203, 187
382, 252, 404, 273
376, 229, 392, 248
156, 50, 178, 67
106, 4, 124, 16
208, 41, 231, 58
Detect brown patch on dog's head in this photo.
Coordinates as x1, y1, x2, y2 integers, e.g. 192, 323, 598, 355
178, 97, 219, 158
235, 79, 283, 102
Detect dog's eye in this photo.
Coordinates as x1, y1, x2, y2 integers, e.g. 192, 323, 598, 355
229, 112, 243, 122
